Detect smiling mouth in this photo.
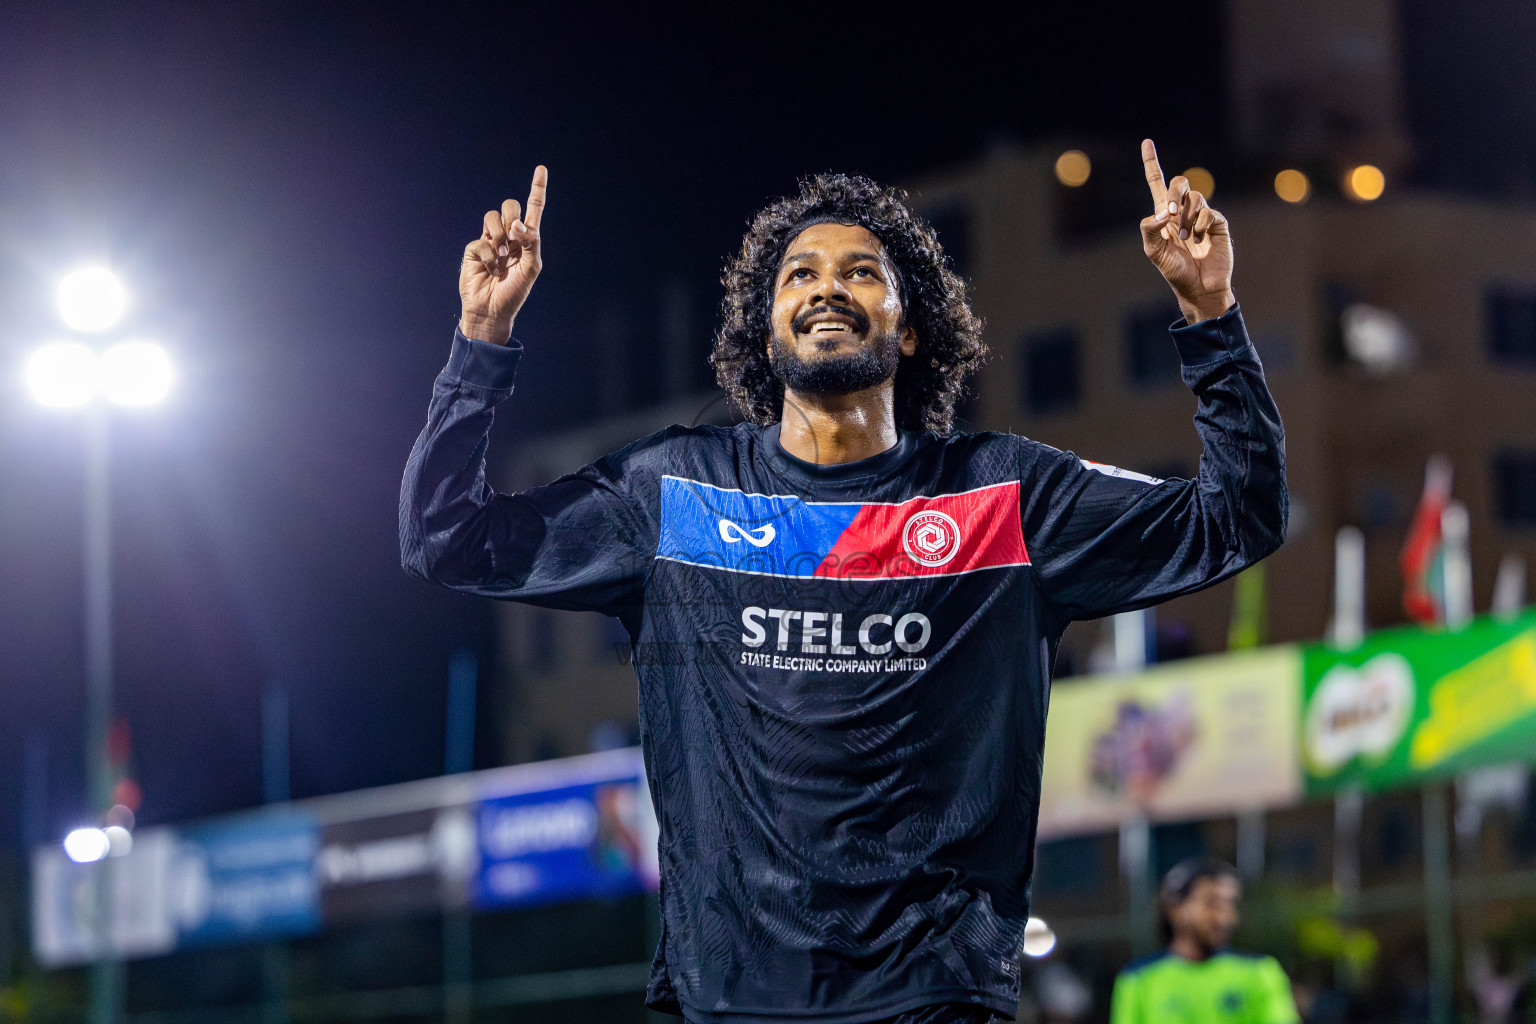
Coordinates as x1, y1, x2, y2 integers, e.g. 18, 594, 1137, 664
795, 309, 867, 336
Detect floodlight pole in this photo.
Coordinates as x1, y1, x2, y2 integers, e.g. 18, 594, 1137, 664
84, 404, 122, 1024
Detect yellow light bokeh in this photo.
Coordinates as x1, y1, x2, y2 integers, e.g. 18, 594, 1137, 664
1181, 167, 1215, 198
1274, 169, 1311, 204
1345, 164, 1385, 202
1054, 150, 1091, 187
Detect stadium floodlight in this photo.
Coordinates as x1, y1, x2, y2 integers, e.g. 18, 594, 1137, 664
63, 827, 111, 864
1022, 916, 1057, 957
56, 267, 129, 333
27, 342, 100, 408
101, 341, 173, 407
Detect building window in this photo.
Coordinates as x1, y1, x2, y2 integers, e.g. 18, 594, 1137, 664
1494, 450, 1536, 527
1488, 286, 1536, 366
1125, 302, 1183, 386
1021, 328, 1081, 415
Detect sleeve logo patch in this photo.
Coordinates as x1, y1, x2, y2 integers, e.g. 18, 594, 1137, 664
901, 510, 961, 567
1079, 459, 1164, 486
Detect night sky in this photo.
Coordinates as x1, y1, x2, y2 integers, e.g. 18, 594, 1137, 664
2, 2, 1532, 845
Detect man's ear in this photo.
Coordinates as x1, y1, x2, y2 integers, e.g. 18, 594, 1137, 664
765, 331, 774, 359
899, 324, 918, 357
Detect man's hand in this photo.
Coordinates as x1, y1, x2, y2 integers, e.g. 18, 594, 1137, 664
1139, 140, 1234, 324
459, 165, 548, 344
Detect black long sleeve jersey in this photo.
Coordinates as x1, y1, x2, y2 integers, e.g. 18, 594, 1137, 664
400, 306, 1286, 1023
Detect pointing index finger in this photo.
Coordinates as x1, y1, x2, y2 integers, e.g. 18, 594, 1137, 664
524, 165, 548, 230
1141, 138, 1168, 208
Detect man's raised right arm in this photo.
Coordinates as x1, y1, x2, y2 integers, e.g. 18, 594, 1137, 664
399, 169, 652, 615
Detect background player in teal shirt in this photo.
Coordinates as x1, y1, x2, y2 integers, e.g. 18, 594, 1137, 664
1111, 859, 1298, 1024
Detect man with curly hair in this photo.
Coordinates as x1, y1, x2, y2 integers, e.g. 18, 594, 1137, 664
401, 142, 1286, 1023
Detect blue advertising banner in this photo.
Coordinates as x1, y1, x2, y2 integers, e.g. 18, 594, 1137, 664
475, 767, 657, 910
169, 814, 321, 945
33, 750, 658, 965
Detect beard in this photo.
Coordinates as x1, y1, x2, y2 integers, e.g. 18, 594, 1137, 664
770, 308, 902, 396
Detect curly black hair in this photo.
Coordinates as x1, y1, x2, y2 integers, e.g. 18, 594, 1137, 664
710, 173, 986, 436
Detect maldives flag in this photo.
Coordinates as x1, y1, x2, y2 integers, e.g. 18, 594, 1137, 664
1401, 456, 1453, 624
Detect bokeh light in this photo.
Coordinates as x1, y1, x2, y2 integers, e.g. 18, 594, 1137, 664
1023, 916, 1057, 957
27, 342, 100, 408
63, 827, 111, 864
1182, 166, 1215, 198
1054, 150, 1091, 187
103, 825, 134, 858
1345, 164, 1386, 202
101, 341, 174, 407
1274, 169, 1311, 204
56, 267, 128, 333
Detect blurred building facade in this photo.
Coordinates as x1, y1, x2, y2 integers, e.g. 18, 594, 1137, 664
1227, 0, 1411, 175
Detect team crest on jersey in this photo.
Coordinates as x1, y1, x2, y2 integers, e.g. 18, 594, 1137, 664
901, 510, 961, 567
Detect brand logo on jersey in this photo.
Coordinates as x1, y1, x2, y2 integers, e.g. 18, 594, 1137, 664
718, 520, 776, 547
738, 605, 933, 672
901, 510, 960, 567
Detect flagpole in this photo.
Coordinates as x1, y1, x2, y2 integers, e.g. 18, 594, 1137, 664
1441, 501, 1472, 630
1492, 555, 1526, 620
1112, 609, 1154, 955
1428, 494, 1467, 1024
1329, 527, 1365, 932
1330, 526, 1366, 647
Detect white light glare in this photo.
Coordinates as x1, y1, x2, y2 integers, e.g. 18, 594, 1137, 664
63, 827, 111, 864
27, 343, 99, 408
56, 268, 129, 333
1022, 916, 1057, 958
101, 342, 173, 406
27, 341, 174, 408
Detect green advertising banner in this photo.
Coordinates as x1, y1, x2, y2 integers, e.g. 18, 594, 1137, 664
1302, 610, 1536, 795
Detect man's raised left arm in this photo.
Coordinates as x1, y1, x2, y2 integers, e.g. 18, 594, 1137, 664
1023, 139, 1286, 623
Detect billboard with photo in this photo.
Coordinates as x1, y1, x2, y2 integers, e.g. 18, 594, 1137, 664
1038, 646, 1303, 838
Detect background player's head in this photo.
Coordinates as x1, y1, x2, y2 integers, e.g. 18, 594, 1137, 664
712, 173, 986, 435
1159, 858, 1241, 956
